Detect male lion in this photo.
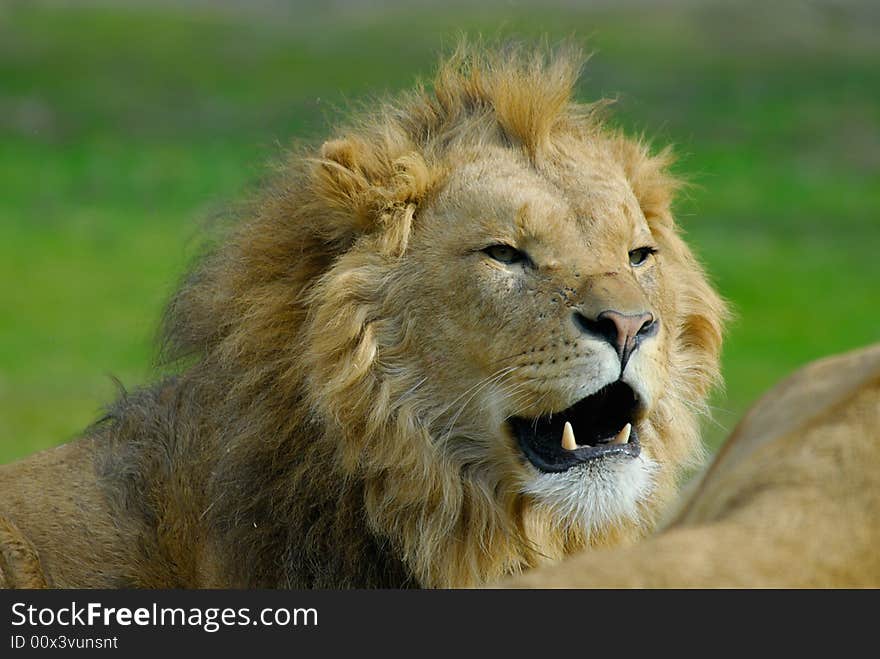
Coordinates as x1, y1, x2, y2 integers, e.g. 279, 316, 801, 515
0, 45, 725, 588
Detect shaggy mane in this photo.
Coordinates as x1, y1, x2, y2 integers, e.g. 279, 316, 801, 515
94, 41, 728, 588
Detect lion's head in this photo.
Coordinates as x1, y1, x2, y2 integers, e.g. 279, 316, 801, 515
163, 44, 726, 587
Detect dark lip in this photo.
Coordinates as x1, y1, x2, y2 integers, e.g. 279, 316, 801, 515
507, 380, 642, 474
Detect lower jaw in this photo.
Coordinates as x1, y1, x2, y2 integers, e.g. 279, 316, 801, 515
516, 433, 641, 473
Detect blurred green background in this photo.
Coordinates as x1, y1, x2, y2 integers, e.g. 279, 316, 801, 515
1, 0, 878, 463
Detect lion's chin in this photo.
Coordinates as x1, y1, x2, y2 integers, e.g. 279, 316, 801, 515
521, 451, 659, 536
507, 380, 644, 473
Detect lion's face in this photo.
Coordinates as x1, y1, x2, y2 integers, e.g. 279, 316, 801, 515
282, 46, 726, 583
383, 144, 676, 533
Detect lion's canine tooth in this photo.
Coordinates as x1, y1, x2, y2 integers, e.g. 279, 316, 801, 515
561, 421, 577, 451
611, 423, 632, 445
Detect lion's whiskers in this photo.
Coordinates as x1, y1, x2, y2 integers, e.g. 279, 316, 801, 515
436, 366, 521, 445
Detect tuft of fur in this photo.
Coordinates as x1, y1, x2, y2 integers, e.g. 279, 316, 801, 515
1, 42, 727, 589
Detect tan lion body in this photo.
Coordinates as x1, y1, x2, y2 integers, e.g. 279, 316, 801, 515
505, 343, 880, 588
0, 45, 727, 588
0, 439, 133, 588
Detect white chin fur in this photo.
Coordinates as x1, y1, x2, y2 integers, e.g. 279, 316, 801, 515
521, 453, 658, 538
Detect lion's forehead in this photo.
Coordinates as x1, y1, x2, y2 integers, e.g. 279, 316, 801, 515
432, 148, 645, 247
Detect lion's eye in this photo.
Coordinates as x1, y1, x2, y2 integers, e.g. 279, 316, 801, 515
483, 244, 529, 265
628, 246, 656, 267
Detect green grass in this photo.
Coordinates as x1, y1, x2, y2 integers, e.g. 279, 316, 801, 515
1, 1, 878, 462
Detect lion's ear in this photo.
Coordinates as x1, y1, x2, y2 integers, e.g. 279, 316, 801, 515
313, 137, 378, 233
312, 137, 437, 256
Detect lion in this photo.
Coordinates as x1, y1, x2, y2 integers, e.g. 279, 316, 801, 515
0, 43, 726, 588
502, 343, 880, 588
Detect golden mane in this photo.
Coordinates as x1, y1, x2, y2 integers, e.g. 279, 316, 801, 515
0, 42, 726, 589
153, 43, 725, 587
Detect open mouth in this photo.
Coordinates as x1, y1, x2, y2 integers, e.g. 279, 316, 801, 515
508, 381, 642, 473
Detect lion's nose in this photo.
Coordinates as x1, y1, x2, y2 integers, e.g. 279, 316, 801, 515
573, 309, 658, 370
